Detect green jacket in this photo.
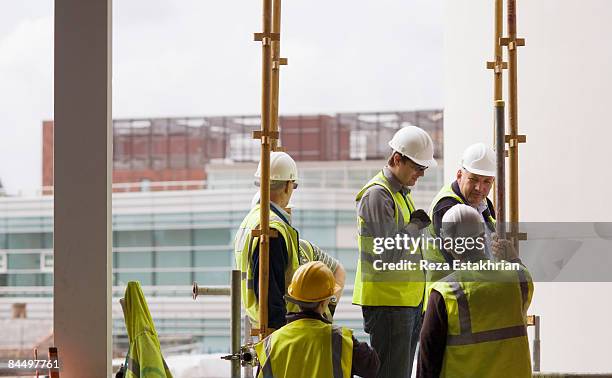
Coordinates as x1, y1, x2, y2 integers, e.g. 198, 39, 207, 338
123, 281, 173, 378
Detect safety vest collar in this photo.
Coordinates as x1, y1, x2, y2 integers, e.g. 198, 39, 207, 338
382, 166, 410, 194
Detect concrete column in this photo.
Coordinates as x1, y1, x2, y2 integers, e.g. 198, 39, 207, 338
54, 0, 112, 376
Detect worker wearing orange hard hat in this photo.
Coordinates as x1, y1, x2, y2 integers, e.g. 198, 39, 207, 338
255, 261, 379, 378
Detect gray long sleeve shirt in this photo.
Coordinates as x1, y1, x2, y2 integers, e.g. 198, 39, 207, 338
357, 167, 412, 239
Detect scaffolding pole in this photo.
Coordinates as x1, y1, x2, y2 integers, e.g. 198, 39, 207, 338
494, 100, 507, 240
253, 0, 278, 340
487, 0, 507, 211
270, 0, 287, 152
503, 0, 526, 251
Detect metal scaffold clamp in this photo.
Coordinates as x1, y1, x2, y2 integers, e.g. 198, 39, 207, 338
499, 37, 525, 51
254, 32, 280, 46
272, 58, 288, 70
504, 134, 527, 148
221, 344, 260, 367
252, 130, 280, 146
486, 59, 508, 74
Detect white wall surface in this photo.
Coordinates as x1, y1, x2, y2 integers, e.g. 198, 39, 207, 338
444, 0, 612, 373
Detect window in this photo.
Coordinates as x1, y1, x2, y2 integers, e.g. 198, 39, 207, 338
115, 230, 154, 247
193, 228, 231, 246
0, 252, 6, 273
41, 251, 53, 272
157, 250, 190, 268
7, 253, 40, 269
7, 233, 47, 249
155, 229, 191, 247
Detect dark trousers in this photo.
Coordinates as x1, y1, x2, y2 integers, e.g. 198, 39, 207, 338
363, 305, 422, 378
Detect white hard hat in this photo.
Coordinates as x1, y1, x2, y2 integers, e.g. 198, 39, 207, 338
388, 126, 437, 168
254, 151, 298, 182
461, 143, 496, 177
441, 204, 485, 246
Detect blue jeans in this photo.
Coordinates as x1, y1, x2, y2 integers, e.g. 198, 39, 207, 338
362, 305, 422, 378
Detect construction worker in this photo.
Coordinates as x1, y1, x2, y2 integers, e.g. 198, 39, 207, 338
354, 126, 437, 378
235, 151, 343, 332
424, 142, 497, 283
250, 190, 347, 315
255, 261, 380, 378
417, 205, 533, 378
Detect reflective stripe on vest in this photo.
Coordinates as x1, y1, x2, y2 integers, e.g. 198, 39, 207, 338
431, 269, 533, 377
353, 171, 425, 307
255, 319, 353, 378
234, 205, 301, 327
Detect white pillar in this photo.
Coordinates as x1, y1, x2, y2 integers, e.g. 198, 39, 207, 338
444, 0, 612, 373
54, 0, 112, 376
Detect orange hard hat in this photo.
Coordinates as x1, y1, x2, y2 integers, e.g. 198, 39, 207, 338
287, 261, 339, 303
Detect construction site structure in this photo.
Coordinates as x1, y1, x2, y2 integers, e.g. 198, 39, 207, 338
41, 110, 443, 195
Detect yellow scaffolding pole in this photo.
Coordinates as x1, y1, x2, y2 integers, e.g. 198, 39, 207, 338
253, 0, 278, 339
502, 0, 526, 250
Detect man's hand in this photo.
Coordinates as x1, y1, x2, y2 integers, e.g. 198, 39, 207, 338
491, 235, 519, 261
409, 209, 432, 230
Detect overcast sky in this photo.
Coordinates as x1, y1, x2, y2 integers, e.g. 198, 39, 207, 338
0, 0, 443, 195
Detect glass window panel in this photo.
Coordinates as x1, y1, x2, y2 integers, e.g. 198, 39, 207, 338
116, 272, 153, 286
155, 229, 190, 246
115, 230, 154, 247
193, 228, 231, 246
0, 253, 6, 272
194, 271, 229, 286
117, 252, 153, 268
43, 232, 53, 248
8, 273, 41, 286
194, 250, 232, 267
42, 273, 53, 286
337, 211, 356, 225
156, 272, 190, 286
336, 248, 358, 270
156, 250, 190, 268
154, 213, 192, 225
300, 227, 335, 249
0, 233, 6, 248
114, 214, 153, 229
8, 253, 40, 269
7, 233, 43, 249
42, 253, 53, 271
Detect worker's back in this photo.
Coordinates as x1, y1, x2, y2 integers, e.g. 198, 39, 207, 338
431, 268, 532, 378
255, 318, 353, 378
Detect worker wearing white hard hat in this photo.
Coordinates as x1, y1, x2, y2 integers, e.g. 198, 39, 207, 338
418, 204, 533, 377
353, 125, 437, 378
423, 143, 498, 283
236, 152, 347, 332
234, 151, 308, 332
248, 155, 347, 321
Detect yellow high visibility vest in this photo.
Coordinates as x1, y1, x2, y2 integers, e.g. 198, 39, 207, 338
255, 318, 353, 378
430, 268, 533, 378
234, 205, 310, 328
424, 184, 496, 283
353, 171, 425, 307
123, 281, 173, 378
